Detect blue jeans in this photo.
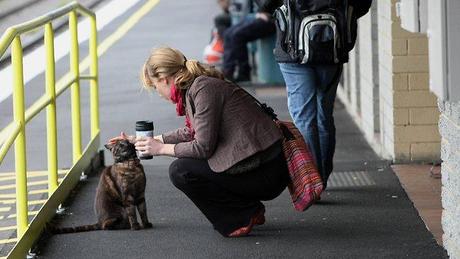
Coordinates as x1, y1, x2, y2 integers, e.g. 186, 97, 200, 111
279, 63, 342, 188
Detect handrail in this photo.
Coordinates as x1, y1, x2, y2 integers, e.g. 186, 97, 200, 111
0, 2, 94, 58
0, 76, 77, 161
0, 123, 21, 162
0, 2, 100, 258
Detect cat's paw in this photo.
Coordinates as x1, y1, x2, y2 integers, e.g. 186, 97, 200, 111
143, 222, 153, 229
131, 223, 141, 230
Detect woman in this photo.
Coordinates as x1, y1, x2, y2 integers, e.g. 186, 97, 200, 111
112, 47, 289, 237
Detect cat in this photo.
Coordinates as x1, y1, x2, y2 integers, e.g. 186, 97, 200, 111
49, 139, 152, 234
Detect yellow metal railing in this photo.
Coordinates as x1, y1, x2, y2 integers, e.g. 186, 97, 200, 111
0, 2, 99, 257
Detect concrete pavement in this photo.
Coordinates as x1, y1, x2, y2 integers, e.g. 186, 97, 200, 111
9, 0, 448, 258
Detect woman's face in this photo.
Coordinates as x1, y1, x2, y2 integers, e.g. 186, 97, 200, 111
152, 77, 172, 101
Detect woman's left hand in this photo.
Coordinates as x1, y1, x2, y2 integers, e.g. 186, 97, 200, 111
135, 137, 163, 156
108, 132, 135, 144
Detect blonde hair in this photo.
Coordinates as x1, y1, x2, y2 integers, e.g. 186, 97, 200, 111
141, 47, 224, 90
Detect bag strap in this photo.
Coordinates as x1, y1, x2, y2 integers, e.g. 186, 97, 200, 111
229, 80, 279, 121
228, 81, 300, 141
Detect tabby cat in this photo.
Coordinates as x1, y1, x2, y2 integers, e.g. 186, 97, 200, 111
49, 139, 152, 234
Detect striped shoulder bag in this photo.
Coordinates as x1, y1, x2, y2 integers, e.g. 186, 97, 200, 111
238, 85, 324, 211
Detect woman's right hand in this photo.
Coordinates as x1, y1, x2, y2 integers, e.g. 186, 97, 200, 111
154, 134, 164, 144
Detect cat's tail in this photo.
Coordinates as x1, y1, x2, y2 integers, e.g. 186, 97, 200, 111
47, 223, 101, 234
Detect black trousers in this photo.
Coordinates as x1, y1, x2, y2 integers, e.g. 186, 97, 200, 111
222, 17, 276, 78
169, 151, 289, 236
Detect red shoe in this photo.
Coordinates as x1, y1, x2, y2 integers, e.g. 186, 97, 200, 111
253, 207, 265, 225
228, 207, 265, 237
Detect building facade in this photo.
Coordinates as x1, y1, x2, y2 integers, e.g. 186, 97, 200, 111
339, 0, 459, 257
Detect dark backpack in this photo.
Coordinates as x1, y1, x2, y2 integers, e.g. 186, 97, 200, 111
275, 0, 357, 64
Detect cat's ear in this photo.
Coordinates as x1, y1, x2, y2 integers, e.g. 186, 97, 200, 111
104, 143, 114, 150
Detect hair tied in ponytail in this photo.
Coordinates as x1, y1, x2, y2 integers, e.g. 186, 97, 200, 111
140, 47, 224, 91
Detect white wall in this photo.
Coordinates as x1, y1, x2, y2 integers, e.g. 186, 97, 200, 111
439, 100, 460, 258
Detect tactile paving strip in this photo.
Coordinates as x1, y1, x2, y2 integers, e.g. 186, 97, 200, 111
328, 171, 376, 187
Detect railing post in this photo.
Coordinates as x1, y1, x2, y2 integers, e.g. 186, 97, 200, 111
89, 15, 99, 138
11, 36, 28, 238
69, 10, 82, 163
45, 23, 58, 195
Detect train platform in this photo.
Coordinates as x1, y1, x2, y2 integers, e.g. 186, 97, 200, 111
0, 0, 448, 258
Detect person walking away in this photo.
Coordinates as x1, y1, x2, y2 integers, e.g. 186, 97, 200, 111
254, 0, 372, 188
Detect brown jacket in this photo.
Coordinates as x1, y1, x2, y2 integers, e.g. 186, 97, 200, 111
162, 76, 282, 172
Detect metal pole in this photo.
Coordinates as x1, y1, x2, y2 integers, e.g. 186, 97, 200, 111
45, 23, 58, 195
89, 16, 99, 138
11, 36, 28, 238
69, 11, 82, 163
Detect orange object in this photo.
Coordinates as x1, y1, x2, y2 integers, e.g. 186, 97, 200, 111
203, 30, 224, 65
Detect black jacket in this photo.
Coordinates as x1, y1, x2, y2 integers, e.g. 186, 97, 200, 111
254, 0, 372, 63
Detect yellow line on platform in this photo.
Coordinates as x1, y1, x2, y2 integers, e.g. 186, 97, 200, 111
0, 201, 14, 205
0, 170, 67, 182
0, 199, 47, 205
0, 207, 11, 212
0, 180, 48, 191
0, 210, 39, 220
0, 238, 17, 244
94, 0, 161, 59
0, 225, 16, 231
0, 189, 48, 199
0, 177, 63, 191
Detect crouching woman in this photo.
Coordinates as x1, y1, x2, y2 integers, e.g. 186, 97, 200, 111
135, 47, 289, 237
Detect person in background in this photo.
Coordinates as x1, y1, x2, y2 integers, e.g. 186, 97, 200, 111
215, 0, 232, 38
222, 0, 276, 82
203, 0, 232, 66
254, 0, 372, 189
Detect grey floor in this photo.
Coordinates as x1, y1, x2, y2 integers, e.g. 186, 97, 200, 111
0, 0, 448, 258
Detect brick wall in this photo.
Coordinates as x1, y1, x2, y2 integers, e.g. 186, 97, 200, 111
439, 100, 460, 258
339, 0, 441, 162
390, 2, 440, 162
337, 1, 457, 256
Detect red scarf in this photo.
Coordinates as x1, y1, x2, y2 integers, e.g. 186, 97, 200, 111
170, 82, 195, 138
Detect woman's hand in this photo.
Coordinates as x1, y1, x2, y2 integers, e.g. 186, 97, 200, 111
154, 134, 164, 144
135, 137, 162, 156
108, 132, 135, 144
135, 137, 175, 157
